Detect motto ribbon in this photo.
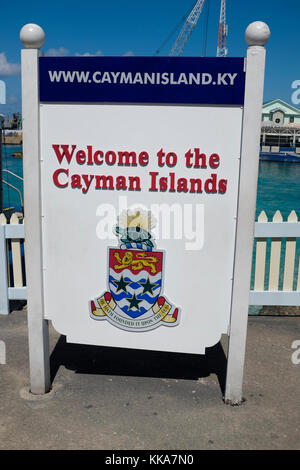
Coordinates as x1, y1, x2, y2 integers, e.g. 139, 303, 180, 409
90, 292, 179, 330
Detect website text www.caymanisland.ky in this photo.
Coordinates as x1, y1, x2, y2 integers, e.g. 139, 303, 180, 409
47, 70, 239, 86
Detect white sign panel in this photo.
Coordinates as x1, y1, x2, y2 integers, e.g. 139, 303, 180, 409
40, 101, 243, 354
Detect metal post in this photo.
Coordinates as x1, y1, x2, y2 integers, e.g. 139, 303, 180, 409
20, 24, 51, 394
0, 223, 9, 314
225, 22, 270, 405
0, 120, 3, 214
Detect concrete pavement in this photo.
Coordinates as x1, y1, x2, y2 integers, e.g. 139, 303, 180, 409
0, 308, 299, 450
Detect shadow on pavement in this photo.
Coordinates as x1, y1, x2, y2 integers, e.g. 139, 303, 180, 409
50, 336, 227, 395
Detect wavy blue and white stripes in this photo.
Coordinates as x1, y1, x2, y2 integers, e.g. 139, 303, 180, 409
109, 268, 161, 319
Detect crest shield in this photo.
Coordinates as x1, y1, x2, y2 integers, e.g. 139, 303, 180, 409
108, 248, 163, 319
89, 209, 180, 331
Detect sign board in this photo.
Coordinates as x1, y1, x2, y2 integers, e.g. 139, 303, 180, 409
21, 21, 269, 402
37, 57, 244, 354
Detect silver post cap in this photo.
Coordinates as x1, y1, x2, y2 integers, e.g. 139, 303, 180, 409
245, 21, 270, 47
20, 23, 45, 49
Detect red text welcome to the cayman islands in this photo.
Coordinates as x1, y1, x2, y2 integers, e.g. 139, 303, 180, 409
52, 144, 228, 195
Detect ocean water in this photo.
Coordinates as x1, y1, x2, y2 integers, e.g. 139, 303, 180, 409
1, 145, 23, 211
256, 161, 300, 221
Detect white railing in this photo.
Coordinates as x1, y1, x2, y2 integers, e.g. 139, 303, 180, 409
251, 210, 300, 306
1, 210, 300, 314
0, 212, 26, 314
2, 170, 24, 210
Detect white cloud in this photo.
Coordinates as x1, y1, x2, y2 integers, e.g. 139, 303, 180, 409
45, 47, 69, 57
123, 51, 135, 57
75, 50, 104, 57
0, 53, 20, 76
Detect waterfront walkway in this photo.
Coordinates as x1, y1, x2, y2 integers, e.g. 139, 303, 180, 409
0, 308, 299, 450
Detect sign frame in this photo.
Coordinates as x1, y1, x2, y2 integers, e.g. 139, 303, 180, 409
20, 22, 270, 404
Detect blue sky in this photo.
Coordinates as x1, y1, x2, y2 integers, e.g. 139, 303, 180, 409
0, 0, 299, 115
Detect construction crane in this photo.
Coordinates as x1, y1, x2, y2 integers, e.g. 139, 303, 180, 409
169, 0, 206, 57
217, 0, 228, 57
168, 0, 228, 58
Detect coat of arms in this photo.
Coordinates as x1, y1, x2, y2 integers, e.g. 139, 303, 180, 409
89, 210, 180, 331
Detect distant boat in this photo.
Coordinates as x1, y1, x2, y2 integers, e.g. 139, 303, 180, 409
260, 150, 300, 163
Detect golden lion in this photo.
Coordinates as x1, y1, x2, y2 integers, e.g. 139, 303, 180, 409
114, 251, 158, 274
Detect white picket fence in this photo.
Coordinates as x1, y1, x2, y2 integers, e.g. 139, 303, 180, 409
1, 210, 300, 314
250, 210, 300, 306
0, 213, 26, 314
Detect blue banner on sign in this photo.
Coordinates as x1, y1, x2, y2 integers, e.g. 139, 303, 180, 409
39, 56, 245, 105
